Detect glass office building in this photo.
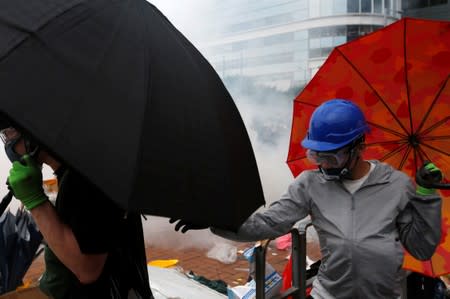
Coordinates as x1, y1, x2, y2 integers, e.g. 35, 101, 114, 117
198, 0, 401, 91
402, 0, 449, 20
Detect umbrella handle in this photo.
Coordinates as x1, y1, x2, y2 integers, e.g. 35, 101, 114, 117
0, 190, 13, 216
429, 182, 450, 190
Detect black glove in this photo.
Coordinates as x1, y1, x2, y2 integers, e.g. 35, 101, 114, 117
415, 161, 443, 195
169, 218, 209, 233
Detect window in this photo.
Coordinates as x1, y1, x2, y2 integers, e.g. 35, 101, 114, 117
374, 0, 382, 13
334, 35, 347, 45
334, 0, 347, 14
347, 25, 359, 41
406, 0, 447, 8
309, 48, 322, 58
361, 0, 372, 12
309, 0, 320, 17
320, 0, 334, 16
308, 25, 348, 58
309, 38, 321, 49
385, 0, 392, 12
263, 33, 294, 46
347, 0, 359, 12
430, 0, 448, 4
320, 37, 333, 48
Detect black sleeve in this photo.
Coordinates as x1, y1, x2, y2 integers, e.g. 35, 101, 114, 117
55, 170, 124, 254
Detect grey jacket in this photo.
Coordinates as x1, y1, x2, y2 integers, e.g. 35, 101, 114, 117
212, 161, 442, 299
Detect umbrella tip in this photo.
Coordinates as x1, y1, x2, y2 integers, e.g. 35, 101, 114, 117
408, 134, 420, 148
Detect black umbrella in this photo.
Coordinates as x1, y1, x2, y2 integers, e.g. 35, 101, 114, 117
0, 0, 265, 230
0, 209, 43, 294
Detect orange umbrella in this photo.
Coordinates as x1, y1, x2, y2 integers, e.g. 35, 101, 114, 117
287, 17, 450, 277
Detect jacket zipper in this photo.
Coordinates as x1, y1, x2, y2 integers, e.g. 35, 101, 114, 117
351, 193, 358, 298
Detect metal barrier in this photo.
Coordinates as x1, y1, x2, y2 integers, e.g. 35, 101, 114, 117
255, 220, 313, 299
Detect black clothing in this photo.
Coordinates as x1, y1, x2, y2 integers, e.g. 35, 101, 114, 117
39, 168, 153, 299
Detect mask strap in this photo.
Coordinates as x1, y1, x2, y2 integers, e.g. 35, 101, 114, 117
24, 137, 40, 158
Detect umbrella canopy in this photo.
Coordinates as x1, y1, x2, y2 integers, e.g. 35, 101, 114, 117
0, 0, 265, 230
0, 209, 43, 294
287, 18, 450, 277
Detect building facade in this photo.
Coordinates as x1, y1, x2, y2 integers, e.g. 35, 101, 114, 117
199, 0, 401, 91
402, 0, 449, 20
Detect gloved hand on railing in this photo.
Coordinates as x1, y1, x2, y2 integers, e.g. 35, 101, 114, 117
415, 161, 443, 196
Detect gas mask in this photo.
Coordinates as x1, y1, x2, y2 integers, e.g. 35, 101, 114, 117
0, 127, 40, 163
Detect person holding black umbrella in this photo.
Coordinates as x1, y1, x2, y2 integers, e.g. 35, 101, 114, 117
174, 99, 443, 299
1, 124, 153, 299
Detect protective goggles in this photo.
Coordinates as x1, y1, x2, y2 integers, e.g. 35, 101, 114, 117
0, 127, 21, 145
306, 147, 350, 168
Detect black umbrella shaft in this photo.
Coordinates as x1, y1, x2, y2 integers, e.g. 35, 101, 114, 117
431, 183, 450, 190
0, 191, 13, 216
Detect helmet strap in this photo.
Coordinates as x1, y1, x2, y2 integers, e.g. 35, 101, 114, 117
319, 136, 364, 181
24, 136, 41, 159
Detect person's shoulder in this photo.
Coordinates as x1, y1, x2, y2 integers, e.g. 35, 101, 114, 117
370, 160, 411, 184
291, 169, 320, 185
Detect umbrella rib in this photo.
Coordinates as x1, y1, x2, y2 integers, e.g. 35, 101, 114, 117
421, 135, 450, 141
404, 20, 415, 135
413, 144, 419, 172
399, 144, 413, 170
0, 26, 34, 65
375, 143, 409, 162
295, 101, 319, 108
366, 139, 408, 147
335, 48, 410, 135
367, 122, 407, 138
287, 155, 307, 164
419, 116, 450, 136
417, 146, 434, 164
0, 2, 86, 63
0, 16, 34, 35
416, 75, 450, 134
420, 143, 450, 157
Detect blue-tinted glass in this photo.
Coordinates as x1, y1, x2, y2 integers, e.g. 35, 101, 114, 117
430, 0, 447, 5
347, 0, 359, 12
385, 0, 392, 11
361, 0, 371, 12
374, 0, 382, 13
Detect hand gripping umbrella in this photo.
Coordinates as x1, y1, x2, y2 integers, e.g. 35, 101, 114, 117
0, 0, 265, 231
287, 18, 450, 277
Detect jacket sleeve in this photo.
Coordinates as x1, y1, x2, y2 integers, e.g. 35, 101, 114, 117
397, 180, 442, 261
211, 173, 311, 242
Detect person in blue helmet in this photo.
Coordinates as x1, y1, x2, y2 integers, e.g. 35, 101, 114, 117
173, 99, 443, 299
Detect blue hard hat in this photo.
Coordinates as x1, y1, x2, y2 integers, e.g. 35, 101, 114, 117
301, 99, 369, 152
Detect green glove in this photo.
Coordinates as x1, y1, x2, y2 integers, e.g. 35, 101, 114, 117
416, 162, 442, 196
8, 154, 48, 210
